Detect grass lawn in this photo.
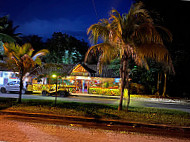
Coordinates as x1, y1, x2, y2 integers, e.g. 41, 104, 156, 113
0, 97, 189, 127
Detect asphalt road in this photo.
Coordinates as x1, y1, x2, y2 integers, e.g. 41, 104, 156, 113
0, 92, 190, 113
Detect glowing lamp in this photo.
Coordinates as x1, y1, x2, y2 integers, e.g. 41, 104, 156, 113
52, 74, 57, 78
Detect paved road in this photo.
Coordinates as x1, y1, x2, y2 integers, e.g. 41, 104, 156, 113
0, 92, 190, 113
0, 114, 189, 142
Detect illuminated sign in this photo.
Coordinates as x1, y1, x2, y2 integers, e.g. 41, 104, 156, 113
76, 76, 91, 80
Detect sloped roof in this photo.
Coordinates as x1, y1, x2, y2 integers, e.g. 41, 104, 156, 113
86, 64, 120, 78
0, 61, 19, 72
68, 63, 96, 77
29, 63, 120, 78
29, 63, 74, 77
0, 66, 11, 71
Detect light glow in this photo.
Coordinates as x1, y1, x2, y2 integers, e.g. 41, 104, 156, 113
52, 74, 57, 78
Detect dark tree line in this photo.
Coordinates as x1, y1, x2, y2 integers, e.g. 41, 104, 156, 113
20, 32, 89, 64
0, 16, 90, 65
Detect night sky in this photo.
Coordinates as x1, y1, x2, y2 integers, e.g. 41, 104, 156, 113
0, 0, 133, 41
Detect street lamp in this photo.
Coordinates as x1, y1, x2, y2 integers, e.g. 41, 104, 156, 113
52, 74, 57, 106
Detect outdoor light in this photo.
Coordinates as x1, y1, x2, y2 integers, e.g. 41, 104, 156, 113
52, 74, 57, 78
52, 74, 58, 106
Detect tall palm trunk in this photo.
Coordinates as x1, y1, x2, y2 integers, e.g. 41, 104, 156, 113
162, 73, 167, 97
125, 69, 130, 112
118, 54, 129, 111
156, 73, 160, 96
157, 73, 163, 96
18, 68, 24, 103
97, 54, 103, 74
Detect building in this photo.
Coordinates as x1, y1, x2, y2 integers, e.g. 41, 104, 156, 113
29, 63, 121, 94
0, 66, 19, 85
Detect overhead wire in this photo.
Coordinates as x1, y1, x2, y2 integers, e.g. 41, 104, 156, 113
92, 0, 98, 20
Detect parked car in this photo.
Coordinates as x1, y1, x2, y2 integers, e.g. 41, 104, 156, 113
41, 85, 70, 97
0, 81, 26, 94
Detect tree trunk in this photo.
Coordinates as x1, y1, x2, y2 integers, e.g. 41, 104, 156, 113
97, 54, 103, 74
156, 73, 160, 96
162, 73, 167, 97
125, 71, 130, 112
18, 65, 24, 104
118, 55, 128, 111
18, 71, 23, 103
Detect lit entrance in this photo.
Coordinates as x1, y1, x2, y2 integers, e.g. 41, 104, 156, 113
69, 64, 95, 93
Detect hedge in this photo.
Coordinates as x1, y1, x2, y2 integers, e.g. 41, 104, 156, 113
88, 87, 128, 96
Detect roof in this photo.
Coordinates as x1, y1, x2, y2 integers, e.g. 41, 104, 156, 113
86, 64, 120, 78
68, 63, 96, 77
29, 63, 120, 78
29, 63, 74, 77
0, 61, 17, 71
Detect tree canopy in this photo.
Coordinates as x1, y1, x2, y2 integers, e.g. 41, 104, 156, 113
44, 32, 89, 64
85, 2, 173, 110
3, 43, 49, 103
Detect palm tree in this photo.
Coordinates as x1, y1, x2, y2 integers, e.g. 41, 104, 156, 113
0, 15, 21, 59
85, 2, 174, 111
0, 15, 21, 43
3, 43, 49, 103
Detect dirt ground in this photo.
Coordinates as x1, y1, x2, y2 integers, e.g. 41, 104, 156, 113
0, 114, 189, 142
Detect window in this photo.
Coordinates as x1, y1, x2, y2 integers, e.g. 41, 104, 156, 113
3, 72, 8, 77
0, 71, 3, 77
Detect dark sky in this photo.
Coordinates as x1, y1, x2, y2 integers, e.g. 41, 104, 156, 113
0, 0, 133, 41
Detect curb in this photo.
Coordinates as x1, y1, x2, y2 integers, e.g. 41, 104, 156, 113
1, 110, 190, 132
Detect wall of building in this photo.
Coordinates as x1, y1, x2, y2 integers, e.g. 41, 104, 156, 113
0, 71, 19, 85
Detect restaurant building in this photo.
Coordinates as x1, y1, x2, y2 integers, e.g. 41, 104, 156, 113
29, 63, 122, 95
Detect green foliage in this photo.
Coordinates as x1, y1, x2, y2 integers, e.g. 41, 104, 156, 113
3, 43, 49, 75
3, 43, 49, 103
102, 82, 109, 88
0, 15, 21, 43
45, 32, 89, 64
108, 58, 121, 76
86, 2, 173, 73
85, 2, 174, 110
20, 35, 44, 53
1, 98, 189, 126
88, 88, 128, 96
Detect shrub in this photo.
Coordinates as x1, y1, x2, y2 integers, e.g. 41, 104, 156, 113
88, 87, 128, 96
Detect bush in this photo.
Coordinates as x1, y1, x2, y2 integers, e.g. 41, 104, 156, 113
88, 87, 128, 96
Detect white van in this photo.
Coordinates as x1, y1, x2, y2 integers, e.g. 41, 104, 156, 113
0, 81, 26, 94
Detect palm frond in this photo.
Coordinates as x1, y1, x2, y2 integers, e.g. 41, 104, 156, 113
22, 43, 33, 56
3, 43, 20, 63
109, 9, 123, 34
34, 57, 42, 65
84, 42, 118, 73
32, 49, 49, 61
155, 26, 173, 43
87, 19, 110, 44
137, 44, 169, 62
133, 23, 164, 45
136, 44, 174, 73
0, 33, 15, 42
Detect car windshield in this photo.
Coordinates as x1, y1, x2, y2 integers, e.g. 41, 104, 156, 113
8, 81, 20, 85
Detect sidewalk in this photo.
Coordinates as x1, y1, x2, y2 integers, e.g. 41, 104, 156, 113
71, 93, 190, 103
71, 93, 121, 99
